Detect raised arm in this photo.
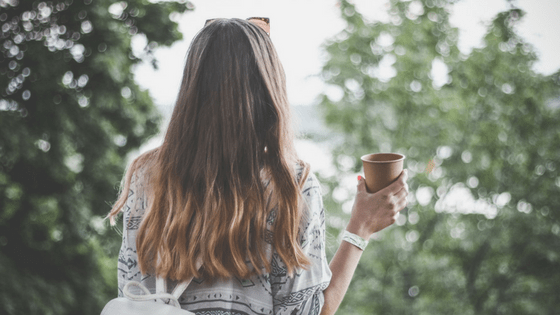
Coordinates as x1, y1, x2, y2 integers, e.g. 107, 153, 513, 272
320, 170, 409, 315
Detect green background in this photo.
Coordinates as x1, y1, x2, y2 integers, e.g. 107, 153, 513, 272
0, 0, 558, 314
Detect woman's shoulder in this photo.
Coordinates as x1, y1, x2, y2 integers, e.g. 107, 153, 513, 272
128, 147, 160, 183
294, 160, 321, 195
294, 162, 324, 227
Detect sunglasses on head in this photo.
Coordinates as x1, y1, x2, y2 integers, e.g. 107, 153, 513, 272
204, 17, 271, 36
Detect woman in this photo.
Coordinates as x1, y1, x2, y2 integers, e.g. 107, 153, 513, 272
107, 18, 408, 315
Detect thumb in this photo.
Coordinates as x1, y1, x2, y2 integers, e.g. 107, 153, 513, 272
357, 175, 367, 192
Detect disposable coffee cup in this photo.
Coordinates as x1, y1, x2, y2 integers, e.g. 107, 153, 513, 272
361, 153, 405, 193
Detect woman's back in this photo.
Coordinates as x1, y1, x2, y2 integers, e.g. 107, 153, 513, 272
107, 16, 410, 315
117, 161, 331, 314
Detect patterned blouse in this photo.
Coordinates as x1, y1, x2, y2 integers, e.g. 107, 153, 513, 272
116, 163, 332, 315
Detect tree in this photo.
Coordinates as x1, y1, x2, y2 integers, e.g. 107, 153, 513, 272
318, 0, 560, 313
0, 0, 193, 313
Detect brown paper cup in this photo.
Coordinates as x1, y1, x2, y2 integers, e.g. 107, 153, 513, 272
361, 153, 405, 193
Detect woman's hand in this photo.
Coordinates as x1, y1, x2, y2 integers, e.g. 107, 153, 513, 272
346, 169, 409, 240
319, 169, 409, 315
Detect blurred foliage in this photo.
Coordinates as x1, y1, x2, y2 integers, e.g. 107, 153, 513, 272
318, 0, 560, 314
0, 0, 192, 313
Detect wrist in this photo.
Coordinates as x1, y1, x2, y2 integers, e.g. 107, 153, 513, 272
341, 230, 369, 251
346, 218, 372, 240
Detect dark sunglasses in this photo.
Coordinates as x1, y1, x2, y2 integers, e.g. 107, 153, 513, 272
204, 17, 270, 36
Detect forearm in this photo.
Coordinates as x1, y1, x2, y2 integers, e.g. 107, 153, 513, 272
319, 172, 408, 314
320, 227, 366, 315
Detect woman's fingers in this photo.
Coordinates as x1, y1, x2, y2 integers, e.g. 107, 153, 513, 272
351, 169, 409, 234
356, 176, 367, 192
387, 184, 409, 215
394, 185, 408, 201
395, 194, 408, 213
380, 169, 408, 196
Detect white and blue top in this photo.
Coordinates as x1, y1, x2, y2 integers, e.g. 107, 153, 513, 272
116, 163, 332, 315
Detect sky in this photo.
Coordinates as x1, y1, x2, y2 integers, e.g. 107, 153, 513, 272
132, 0, 560, 112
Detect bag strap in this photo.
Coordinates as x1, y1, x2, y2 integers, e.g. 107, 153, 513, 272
155, 276, 166, 294
123, 257, 203, 309
155, 256, 204, 300
124, 281, 182, 308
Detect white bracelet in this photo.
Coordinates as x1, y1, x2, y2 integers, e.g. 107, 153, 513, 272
342, 230, 368, 251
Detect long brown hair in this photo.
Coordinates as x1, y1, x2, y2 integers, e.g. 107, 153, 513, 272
107, 18, 311, 281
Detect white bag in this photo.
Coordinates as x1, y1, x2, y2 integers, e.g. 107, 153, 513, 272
101, 269, 197, 315
102, 239, 205, 314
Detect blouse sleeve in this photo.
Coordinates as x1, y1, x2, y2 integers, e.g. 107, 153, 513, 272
116, 167, 148, 297
270, 171, 332, 315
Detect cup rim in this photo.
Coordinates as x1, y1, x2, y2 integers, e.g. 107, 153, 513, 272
361, 153, 406, 163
